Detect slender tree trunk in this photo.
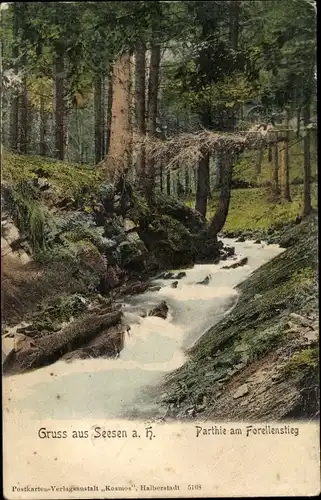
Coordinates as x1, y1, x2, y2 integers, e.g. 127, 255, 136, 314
268, 145, 272, 163
106, 71, 113, 156
10, 92, 19, 151
27, 101, 34, 153
209, 152, 233, 236
106, 53, 131, 181
216, 151, 224, 186
54, 47, 65, 160
101, 75, 106, 158
94, 74, 103, 164
195, 152, 210, 217
195, 108, 211, 216
271, 131, 280, 198
135, 41, 146, 184
228, 0, 240, 131
302, 103, 312, 216
282, 111, 291, 201
185, 167, 190, 195
9, 5, 19, 151
39, 95, 48, 156
19, 76, 28, 154
296, 107, 301, 138
255, 147, 264, 176
166, 163, 171, 195
146, 43, 161, 202
159, 165, 163, 192
229, 0, 240, 51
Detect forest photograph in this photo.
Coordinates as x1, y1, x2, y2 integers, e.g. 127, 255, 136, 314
1, 0, 318, 423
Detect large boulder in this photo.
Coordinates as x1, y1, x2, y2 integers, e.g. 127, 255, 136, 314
116, 231, 148, 268
138, 214, 196, 268
153, 193, 204, 232
103, 216, 126, 243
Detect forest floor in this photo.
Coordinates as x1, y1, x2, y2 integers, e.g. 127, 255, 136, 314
209, 184, 318, 234
159, 214, 319, 421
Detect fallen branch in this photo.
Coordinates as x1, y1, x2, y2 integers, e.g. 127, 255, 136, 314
132, 125, 288, 173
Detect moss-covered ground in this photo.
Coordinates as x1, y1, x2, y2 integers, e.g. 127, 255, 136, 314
3, 151, 101, 195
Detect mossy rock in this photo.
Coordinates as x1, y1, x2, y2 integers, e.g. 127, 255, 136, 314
116, 232, 148, 268
74, 239, 107, 277
154, 193, 204, 232
139, 214, 196, 267
283, 348, 319, 377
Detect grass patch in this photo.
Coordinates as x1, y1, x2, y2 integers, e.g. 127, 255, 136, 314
207, 185, 318, 232
187, 185, 318, 232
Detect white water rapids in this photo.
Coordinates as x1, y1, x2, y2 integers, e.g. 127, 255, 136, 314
4, 239, 284, 420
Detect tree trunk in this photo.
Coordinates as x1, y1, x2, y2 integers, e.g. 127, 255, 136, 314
228, 0, 240, 131
166, 168, 171, 195
302, 103, 312, 217
159, 165, 163, 192
282, 111, 291, 201
19, 76, 28, 154
296, 107, 301, 138
9, 5, 19, 151
146, 43, 161, 202
54, 47, 65, 160
106, 71, 113, 156
94, 74, 103, 164
106, 53, 131, 181
216, 151, 224, 186
229, 0, 240, 51
195, 152, 210, 217
185, 167, 190, 195
268, 145, 272, 163
6, 310, 122, 374
195, 108, 211, 216
271, 131, 280, 198
9, 93, 19, 151
39, 95, 48, 156
101, 75, 106, 157
135, 41, 146, 183
255, 147, 264, 176
209, 152, 233, 236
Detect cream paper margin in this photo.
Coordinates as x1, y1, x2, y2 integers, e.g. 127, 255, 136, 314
2, 413, 320, 499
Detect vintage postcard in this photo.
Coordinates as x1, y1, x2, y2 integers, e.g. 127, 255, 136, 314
1, 0, 319, 498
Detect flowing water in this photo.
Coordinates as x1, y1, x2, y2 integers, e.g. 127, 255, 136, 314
4, 239, 284, 420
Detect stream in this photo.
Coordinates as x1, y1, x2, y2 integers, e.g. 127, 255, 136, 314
4, 239, 284, 420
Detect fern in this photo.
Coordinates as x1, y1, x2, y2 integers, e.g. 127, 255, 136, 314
2, 181, 54, 252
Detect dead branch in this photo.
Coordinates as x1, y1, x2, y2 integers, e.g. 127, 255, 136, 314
131, 125, 288, 172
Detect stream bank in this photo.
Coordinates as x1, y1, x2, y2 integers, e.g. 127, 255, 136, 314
160, 214, 319, 421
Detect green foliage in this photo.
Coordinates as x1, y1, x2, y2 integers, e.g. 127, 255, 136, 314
3, 181, 54, 252
241, 0, 316, 113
